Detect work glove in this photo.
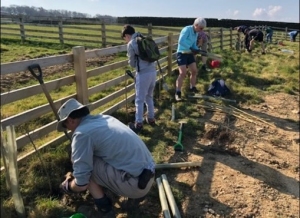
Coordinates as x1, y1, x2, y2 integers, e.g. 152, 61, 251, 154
190, 47, 208, 56
190, 47, 201, 55
60, 172, 74, 194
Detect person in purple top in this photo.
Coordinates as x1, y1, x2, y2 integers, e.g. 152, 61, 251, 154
234, 25, 249, 34
197, 30, 211, 72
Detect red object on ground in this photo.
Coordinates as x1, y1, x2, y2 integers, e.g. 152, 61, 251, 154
211, 60, 221, 68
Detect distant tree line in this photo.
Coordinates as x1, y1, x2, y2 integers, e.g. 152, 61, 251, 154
0, 5, 116, 21
118, 17, 299, 30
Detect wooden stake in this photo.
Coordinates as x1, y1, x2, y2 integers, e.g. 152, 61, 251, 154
5, 125, 26, 218
161, 174, 181, 218
156, 162, 201, 169
0, 125, 11, 190
156, 177, 171, 218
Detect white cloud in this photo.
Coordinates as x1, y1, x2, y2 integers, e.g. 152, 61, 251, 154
268, 5, 282, 17
226, 9, 240, 18
252, 5, 282, 21
233, 10, 239, 16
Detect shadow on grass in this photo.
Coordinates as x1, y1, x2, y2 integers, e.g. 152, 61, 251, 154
1, 38, 73, 51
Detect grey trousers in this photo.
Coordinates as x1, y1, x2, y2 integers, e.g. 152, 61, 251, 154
135, 71, 157, 123
91, 157, 154, 199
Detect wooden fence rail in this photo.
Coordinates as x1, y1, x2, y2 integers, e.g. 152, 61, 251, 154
1, 18, 297, 48
0, 33, 178, 169
0, 23, 294, 170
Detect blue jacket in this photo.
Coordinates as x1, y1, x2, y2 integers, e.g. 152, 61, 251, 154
177, 25, 199, 53
289, 31, 298, 36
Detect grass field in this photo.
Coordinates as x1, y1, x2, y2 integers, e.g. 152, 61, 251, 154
1, 24, 299, 217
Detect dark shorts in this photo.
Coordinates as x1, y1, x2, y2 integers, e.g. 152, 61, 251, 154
177, 53, 195, 66
254, 32, 264, 42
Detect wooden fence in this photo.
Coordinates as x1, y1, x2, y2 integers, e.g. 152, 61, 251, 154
0, 33, 178, 169
0, 23, 293, 216
1, 17, 296, 48
0, 18, 181, 47
1, 22, 296, 169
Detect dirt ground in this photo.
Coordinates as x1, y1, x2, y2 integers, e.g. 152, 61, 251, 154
155, 92, 299, 218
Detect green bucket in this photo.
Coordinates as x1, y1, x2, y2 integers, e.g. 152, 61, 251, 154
69, 213, 87, 218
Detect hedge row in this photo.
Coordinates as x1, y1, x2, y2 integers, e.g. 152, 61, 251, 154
117, 17, 299, 30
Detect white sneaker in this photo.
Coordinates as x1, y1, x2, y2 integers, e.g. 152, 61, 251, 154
175, 92, 182, 101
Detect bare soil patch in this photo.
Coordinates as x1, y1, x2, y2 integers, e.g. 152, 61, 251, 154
158, 93, 299, 218
0, 55, 116, 92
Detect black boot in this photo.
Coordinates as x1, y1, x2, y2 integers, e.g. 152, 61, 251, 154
94, 195, 116, 218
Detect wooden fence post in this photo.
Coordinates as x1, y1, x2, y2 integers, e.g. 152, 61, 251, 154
207, 28, 212, 52
229, 28, 233, 49
167, 33, 173, 74
5, 125, 26, 218
285, 27, 288, 40
148, 23, 153, 37
19, 17, 25, 44
58, 21, 64, 45
238, 33, 241, 52
72, 46, 89, 105
220, 28, 223, 50
101, 22, 106, 48
1, 126, 11, 190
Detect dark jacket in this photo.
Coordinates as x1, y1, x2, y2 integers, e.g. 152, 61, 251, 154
244, 29, 264, 49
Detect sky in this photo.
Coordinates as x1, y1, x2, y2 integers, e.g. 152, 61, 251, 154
1, 0, 299, 23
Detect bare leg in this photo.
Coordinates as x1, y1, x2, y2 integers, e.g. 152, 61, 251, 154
261, 42, 265, 53
188, 62, 197, 87
88, 178, 105, 198
249, 40, 254, 50
176, 65, 187, 91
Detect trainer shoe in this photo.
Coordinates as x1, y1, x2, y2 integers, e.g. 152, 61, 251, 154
145, 117, 156, 126
201, 65, 211, 72
128, 122, 143, 133
175, 91, 182, 101
189, 87, 199, 93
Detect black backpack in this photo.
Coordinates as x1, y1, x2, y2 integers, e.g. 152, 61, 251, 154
207, 79, 231, 97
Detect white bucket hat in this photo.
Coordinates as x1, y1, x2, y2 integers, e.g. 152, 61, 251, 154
56, 98, 87, 132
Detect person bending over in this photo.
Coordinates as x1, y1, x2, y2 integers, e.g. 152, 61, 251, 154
58, 98, 155, 217
175, 17, 207, 101
244, 28, 266, 54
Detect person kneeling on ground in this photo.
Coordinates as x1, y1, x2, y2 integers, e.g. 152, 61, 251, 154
58, 98, 155, 217
244, 28, 266, 54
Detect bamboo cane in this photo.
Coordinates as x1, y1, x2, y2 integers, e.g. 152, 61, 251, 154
156, 177, 171, 218
156, 162, 202, 169
229, 105, 277, 127
161, 174, 181, 218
